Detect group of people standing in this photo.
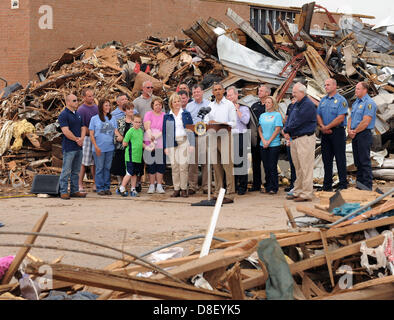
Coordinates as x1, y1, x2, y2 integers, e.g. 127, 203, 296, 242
58, 78, 377, 202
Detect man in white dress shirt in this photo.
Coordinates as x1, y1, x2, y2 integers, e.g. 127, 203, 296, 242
204, 83, 237, 203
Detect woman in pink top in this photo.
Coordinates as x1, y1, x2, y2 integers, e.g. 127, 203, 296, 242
143, 97, 166, 194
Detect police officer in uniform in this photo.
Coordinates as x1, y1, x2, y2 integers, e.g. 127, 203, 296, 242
317, 78, 348, 191
347, 82, 377, 190
249, 85, 269, 192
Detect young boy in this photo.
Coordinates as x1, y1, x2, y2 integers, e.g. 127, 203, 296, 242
117, 114, 144, 197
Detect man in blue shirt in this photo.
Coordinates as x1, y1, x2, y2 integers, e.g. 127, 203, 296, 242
348, 82, 377, 190
58, 94, 87, 200
317, 78, 349, 191
186, 84, 210, 194
283, 83, 317, 202
111, 94, 129, 121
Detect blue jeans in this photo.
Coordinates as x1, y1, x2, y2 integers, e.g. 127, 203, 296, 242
93, 151, 114, 192
59, 150, 83, 194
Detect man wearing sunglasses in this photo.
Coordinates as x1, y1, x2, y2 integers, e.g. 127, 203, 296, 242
133, 81, 158, 192
133, 81, 158, 121
58, 94, 87, 200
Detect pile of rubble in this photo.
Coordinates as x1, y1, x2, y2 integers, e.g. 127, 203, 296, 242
1, 2, 394, 190
0, 36, 226, 190
0, 188, 393, 300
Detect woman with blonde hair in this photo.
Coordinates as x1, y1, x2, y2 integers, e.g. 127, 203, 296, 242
143, 97, 166, 194
258, 96, 283, 194
162, 93, 193, 197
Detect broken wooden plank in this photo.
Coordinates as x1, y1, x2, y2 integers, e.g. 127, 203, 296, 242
211, 232, 309, 250
350, 275, 394, 291
296, 205, 340, 223
0, 284, 17, 294
289, 234, 388, 275
1, 212, 48, 284
226, 8, 280, 60
318, 283, 394, 300
284, 205, 310, 258
278, 216, 394, 248
113, 254, 200, 274
332, 199, 394, 228
303, 45, 332, 88
26, 262, 231, 300
361, 52, 394, 68
227, 262, 245, 300
278, 18, 302, 51
154, 239, 258, 281
320, 230, 335, 288
343, 45, 357, 77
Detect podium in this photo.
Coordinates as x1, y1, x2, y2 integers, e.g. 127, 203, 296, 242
186, 123, 231, 206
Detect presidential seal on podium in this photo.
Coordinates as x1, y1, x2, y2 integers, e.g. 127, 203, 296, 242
194, 121, 207, 136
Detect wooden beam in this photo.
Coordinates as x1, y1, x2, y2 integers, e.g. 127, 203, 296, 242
296, 205, 340, 223
320, 230, 335, 288
278, 216, 394, 248
154, 239, 258, 281
211, 232, 309, 250
226, 8, 281, 60
332, 200, 394, 228
278, 18, 302, 51
1, 212, 48, 284
284, 205, 310, 258
113, 254, 200, 274
289, 234, 387, 275
227, 262, 245, 300
25, 262, 231, 300
318, 283, 394, 300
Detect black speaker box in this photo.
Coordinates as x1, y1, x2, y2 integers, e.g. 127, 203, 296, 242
30, 175, 60, 195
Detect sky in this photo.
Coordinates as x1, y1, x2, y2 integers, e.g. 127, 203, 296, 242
234, 0, 394, 26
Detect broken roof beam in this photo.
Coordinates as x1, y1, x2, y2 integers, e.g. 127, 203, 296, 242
25, 262, 231, 300
361, 52, 394, 68
226, 8, 281, 60
289, 233, 389, 275
278, 215, 394, 248
278, 18, 302, 51
299, 2, 315, 35
153, 239, 258, 281
303, 45, 332, 89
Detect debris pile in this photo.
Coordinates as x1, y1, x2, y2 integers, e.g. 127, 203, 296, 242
0, 37, 226, 189
0, 188, 393, 300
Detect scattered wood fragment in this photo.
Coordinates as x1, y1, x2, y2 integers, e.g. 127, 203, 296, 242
1, 212, 48, 285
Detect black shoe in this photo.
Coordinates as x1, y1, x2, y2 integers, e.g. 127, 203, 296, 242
317, 187, 333, 192
248, 186, 261, 192
136, 183, 142, 193
237, 190, 246, 195
222, 197, 234, 204
284, 186, 293, 192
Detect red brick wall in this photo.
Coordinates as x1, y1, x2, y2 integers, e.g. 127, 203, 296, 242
0, 0, 31, 88
23, 0, 248, 86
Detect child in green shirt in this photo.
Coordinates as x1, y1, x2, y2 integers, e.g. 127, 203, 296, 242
117, 115, 144, 197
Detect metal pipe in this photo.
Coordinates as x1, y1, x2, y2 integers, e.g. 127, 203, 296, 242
0, 231, 184, 283
139, 235, 227, 258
